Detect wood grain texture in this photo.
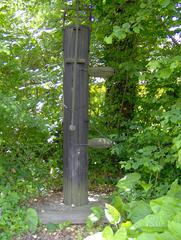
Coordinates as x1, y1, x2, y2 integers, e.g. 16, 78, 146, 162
63, 25, 90, 206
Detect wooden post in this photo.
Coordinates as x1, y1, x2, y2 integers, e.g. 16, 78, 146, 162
63, 25, 90, 206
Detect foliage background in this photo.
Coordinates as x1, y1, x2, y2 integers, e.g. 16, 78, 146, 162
0, 0, 180, 239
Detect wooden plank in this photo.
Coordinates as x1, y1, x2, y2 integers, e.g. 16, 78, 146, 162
63, 25, 90, 206
89, 67, 115, 78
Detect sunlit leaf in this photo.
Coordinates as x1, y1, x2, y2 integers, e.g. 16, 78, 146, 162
117, 173, 141, 192
104, 35, 113, 44
156, 231, 175, 240
133, 212, 168, 232
168, 221, 181, 240
102, 226, 114, 240
137, 232, 157, 240
105, 204, 121, 225
113, 227, 127, 240
111, 195, 126, 215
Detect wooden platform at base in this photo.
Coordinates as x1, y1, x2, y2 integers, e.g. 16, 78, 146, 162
33, 193, 108, 224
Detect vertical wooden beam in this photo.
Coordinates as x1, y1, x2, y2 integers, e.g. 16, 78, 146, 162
63, 25, 90, 206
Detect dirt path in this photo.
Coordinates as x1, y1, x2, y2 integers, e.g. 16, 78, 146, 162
18, 225, 87, 240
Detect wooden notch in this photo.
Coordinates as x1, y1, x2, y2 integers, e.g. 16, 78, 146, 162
65, 58, 86, 64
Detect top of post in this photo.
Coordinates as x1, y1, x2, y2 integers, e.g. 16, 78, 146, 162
63, 0, 93, 28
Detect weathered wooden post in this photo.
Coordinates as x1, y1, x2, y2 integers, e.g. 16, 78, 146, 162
63, 25, 90, 206
33, 2, 116, 225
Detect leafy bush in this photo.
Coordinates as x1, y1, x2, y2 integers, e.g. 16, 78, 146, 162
87, 179, 181, 240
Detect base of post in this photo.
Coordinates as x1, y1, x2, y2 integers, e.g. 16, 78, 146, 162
33, 192, 108, 224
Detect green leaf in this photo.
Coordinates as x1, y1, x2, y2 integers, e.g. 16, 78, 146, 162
102, 226, 114, 240
104, 35, 113, 44
113, 227, 127, 240
91, 206, 104, 220
173, 212, 181, 223
140, 3, 146, 8
167, 179, 181, 199
133, 26, 140, 34
8, 191, 20, 205
158, 0, 170, 8
86, 218, 94, 230
168, 221, 181, 240
156, 231, 175, 240
118, 31, 126, 40
117, 173, 141, 192
158, 68, 172, 79
150, 196, 181, 215
111, 195, 126, 215
128, 200, 152, 223
113, 26, 126, 40
88, 206, 104, 224
58, 221, 71, 230
0, 48, 10, 55
88, 213, 100, 223
113, 26, 121, 38
25, 208, 39, 233
46, 223, 59, 232
139, 181, 152, 192
122, 23, 130, 32
137, 232, 157, 240
105, 204, 121, 225
133, 212, 168, 232
177, 149, 181, 168
173, 135, 181, 150
147, 60, 160, 71
170, 61, 179, 70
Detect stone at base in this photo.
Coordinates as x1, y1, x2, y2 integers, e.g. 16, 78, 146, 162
34, 193, 108, 224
